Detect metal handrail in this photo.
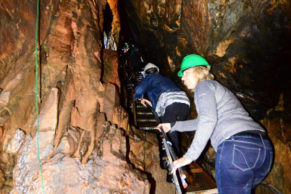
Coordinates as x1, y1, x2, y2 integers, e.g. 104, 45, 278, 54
144, 101, 186, 194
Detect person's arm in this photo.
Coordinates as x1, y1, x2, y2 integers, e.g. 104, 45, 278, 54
171, 119, 198, 132
183, 82, 218, 162
134, 76, 150, 101
156, 119, 197, 133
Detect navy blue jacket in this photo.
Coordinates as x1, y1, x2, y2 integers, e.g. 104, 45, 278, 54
134, 74, 181, 109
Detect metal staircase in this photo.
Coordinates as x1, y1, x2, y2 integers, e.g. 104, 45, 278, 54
133, 102, 158, 131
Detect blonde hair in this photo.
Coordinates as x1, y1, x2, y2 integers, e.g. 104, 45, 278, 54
189, 66, 214, 81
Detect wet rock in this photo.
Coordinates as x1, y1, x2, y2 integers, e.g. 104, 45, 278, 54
261, 114, 291, 194
102, 83, 120, 121
112, 106, 129, 132
0, 91, 9, 107
12, 122, 150, 193
128, 131, 175, 194
3, 129, 26, 154
0, 169, 4, 188
102, 50, 121, 91
37, 88, 58, 132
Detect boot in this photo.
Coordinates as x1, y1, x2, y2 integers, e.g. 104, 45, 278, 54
160, 154, 168, 169
166, 173, 174, 183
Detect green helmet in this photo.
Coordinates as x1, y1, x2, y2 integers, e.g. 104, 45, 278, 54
178, 54, 211, 77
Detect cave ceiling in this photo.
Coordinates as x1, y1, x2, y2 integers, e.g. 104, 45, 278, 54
120, 0, 291, 119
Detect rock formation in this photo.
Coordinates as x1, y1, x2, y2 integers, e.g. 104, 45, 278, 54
0, 0, 290, 193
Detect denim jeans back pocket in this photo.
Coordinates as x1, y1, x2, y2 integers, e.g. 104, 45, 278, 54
232, 144, 261, 171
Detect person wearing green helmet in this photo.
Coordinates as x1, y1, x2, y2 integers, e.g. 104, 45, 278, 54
177, 54, 211, 77
157, 54, 273, 193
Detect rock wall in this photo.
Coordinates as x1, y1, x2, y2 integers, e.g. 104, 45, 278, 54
0, 0, 164, 193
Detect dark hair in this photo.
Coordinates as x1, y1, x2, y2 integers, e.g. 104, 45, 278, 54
145, 67, 158, 75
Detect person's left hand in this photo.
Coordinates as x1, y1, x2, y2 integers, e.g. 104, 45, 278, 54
171, 157, 192, 174
140, 98, 152, 107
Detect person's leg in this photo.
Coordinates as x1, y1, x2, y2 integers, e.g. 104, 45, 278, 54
160, 103, 190, 122
215, 140, 253, 194
215, 141, 224, 193
160, 103, 190, 157
252, 136, 274, 188
215, 134, 273, 194
167, 131, 181, 156
165, 103, 190, 122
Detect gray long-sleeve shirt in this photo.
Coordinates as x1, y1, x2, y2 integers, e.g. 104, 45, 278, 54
171, 80, 264, 162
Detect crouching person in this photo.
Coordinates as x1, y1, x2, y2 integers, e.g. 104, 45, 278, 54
134, 62, 190, 162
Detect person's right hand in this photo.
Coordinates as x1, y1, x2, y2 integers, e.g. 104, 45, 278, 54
156, 123, 171, 133
171, 157, 192, 174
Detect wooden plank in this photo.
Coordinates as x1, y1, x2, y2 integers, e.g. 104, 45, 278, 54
187, 188, 218, 194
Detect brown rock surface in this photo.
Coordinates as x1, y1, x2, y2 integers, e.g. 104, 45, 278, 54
11, 121, 150, 193
0, 0, 290, 193
0, 0, 175, 193
0, 0, 152, 193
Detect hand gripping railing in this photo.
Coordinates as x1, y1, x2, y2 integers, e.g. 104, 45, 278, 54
144, 102, 187, 194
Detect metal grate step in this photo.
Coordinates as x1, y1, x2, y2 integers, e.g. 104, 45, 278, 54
138, 126, 157, 131
136, 104, 144, 108
136, 112, 153, 115
130, 104, 145, 109
137, 123, 157, 128
136, 118, 157, 122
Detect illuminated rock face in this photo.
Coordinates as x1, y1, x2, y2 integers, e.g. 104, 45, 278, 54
0, 0, 151, 193
11, 120, 150, 193
0, 0, 290, 193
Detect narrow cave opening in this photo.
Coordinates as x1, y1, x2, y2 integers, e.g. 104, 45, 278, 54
102, 3, 115, 50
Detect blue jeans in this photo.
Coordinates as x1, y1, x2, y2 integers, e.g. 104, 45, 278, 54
215, 133, 273, 194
